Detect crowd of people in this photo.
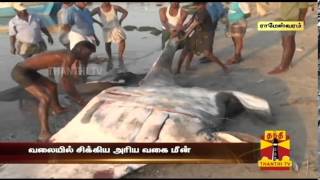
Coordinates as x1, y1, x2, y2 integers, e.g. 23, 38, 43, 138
6, 2, 313, 141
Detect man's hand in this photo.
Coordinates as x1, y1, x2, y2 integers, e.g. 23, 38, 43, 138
41, 27, 54, 45
10, 47, 16, 55
116, 5, 128, 26
175, 23, 184, 32
178, 34, 188, 42
9, 36, 16, 55
170, 29, 178, 38
48, 36, 54, 45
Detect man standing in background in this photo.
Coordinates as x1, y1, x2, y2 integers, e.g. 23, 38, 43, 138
62, 2, 100, 79
159, 2, 188, 49
268, 2, 309, 74
9, 2, 54, 77
91, 2, 128, 72
226, 2, 251, 65
57, 2, 73, 49
199, 2, 225, 63
62, 2, 100, 50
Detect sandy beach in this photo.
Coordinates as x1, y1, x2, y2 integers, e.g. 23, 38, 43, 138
0, 2, 318, 178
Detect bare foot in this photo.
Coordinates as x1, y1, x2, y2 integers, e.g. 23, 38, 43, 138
51, 107, 69, 116
268, 66, 288, 75
227, 56, 242, 65
37, 131, 52, 142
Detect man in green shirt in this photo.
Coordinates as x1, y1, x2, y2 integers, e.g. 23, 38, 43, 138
226, 2, 251, 65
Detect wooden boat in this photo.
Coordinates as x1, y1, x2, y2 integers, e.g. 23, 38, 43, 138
0, 2, 62, 17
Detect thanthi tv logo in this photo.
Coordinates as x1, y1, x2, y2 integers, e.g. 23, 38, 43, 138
258, 130, 292, 170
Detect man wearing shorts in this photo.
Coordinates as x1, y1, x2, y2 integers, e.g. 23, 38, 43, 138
11, 41, 96, 142
268, 2, 309, 74
199, 2, 226, 63
9, 3, 54, 77
226, 2, 251, 65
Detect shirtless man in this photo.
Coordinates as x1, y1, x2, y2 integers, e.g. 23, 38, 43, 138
11, 41, 96, 142
268, 3, 309, 74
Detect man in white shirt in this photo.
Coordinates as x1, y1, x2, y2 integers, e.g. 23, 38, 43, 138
159, 2, 188, 49
9, 3, 54, 76
9, 3, 54, 58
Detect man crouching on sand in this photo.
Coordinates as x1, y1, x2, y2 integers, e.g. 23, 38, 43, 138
11, 41, 96, 142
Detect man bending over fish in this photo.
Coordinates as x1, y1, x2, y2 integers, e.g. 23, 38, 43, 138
11, 41, 96, 142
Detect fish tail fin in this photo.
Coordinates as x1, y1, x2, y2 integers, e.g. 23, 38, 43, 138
228, 91, 274, 124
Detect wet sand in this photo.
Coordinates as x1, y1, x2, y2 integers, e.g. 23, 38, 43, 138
0, 2, 318, 178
